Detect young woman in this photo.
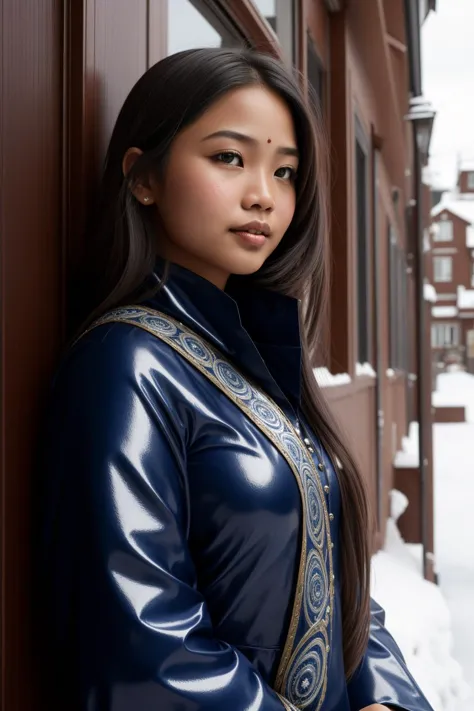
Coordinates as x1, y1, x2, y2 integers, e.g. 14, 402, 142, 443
41, 48, 434, 711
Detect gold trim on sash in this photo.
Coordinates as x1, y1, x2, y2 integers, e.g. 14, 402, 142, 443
276, 692, 300, 710
82, 306, 335, 710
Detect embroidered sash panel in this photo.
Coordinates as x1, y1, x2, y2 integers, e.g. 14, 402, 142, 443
85, 306, 335, 710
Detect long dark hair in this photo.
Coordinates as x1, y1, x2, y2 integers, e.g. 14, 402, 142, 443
80, 47, 372, 679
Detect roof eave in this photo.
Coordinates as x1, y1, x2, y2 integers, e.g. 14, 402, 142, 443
431, 206, 472, 226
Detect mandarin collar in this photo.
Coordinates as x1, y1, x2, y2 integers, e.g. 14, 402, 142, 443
145, 262, 303, 413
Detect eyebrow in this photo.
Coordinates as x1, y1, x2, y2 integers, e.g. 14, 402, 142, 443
201, 130, 299, 158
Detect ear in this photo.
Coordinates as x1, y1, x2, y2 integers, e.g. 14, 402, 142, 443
122, 147, 155, 205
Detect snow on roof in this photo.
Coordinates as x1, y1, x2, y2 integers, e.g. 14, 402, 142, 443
356, 362, 376, 377
459, 159, 474, 172
422, 165, 433, 187
424, 283, 437, 303
432, 306, 458, 318
457, 286, 474, 310
431, 195, 474, 225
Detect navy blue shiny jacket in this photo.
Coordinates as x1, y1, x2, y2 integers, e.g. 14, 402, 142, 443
41, 264, 434, 711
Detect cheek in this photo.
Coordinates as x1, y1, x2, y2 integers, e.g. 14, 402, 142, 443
164, 162, 233, 221
279, 191, 296, 232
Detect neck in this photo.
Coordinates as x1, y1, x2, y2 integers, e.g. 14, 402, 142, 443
156, 249, 229, 290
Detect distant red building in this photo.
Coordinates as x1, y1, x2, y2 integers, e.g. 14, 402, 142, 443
428, 162, 474, 372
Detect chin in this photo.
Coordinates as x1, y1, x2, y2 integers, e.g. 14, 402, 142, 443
225, 253, 269, 276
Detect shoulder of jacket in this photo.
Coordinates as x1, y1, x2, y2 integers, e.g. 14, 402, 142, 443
58, 320, 184, 385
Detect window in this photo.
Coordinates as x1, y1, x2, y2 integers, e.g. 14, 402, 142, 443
431, 324, 460, 348
388, 225, 408, 370
471, 261, 474, 287
433, 256, 453, 282
251, 0, 295, 62
468, 172, 474, 189
467, 330, 474, 358
355, 122, 371, 364
434, 219, 453, 242
168, 0, 244, 55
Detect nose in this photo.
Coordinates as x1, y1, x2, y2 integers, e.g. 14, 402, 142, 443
241, 171, 275, 212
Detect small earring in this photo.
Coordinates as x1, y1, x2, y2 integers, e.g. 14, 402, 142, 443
143, 196, 150, 203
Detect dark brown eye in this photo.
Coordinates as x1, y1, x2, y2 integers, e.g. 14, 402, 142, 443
275, 166, 297, 181
214, 151, 242, 166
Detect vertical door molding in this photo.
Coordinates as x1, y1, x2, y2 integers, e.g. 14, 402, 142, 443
328, 8, 354, 375
63, 0, 154, 330
148, 0, 168, 66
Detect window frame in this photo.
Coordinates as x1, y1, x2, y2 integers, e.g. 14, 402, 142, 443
388, 224, 408, 371
431, 323, 460, 348
433, 256, 453, 283
436, 293, 456, 301
217, 0, 286, 58
250, 0, 296, 64
434, 218, 454, 242
468, 171, 474, 189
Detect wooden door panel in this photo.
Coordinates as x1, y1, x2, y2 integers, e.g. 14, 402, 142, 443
65, 0, 163, 316
0, 1, 63, 709
85, 0, 149, 156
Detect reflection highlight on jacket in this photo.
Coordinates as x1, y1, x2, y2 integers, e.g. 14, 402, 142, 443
41, 263, 434, 711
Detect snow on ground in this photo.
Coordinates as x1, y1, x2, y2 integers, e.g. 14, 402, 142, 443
433, 371, 474, 708
394, 421, 420, 468
432, 369, 474, 421
371, 370, 474, 710
371, 491, 472, 711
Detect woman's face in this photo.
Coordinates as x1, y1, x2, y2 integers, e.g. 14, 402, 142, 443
129, 85, 299, 289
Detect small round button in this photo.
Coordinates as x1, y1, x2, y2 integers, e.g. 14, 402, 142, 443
324, 485, 330, 493
329, 513, 334, 521
318, 463, 324, 471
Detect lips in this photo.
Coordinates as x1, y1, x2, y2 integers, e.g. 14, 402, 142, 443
230, 221, 271, 238
230, 229, 267, 247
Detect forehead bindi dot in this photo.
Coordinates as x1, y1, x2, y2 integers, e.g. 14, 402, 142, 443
267, 138, 272, 143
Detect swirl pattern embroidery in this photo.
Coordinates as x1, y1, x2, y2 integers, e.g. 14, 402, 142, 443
84, 306, 335, 710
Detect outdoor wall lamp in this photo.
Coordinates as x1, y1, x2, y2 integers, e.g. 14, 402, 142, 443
405, 96, 436, 160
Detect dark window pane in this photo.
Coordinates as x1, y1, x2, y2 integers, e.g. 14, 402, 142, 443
356, 139, 370, 364
388, 225, 397, 368
307, 33, 324, 110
